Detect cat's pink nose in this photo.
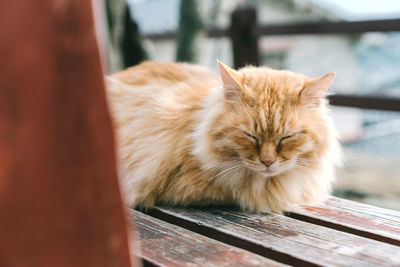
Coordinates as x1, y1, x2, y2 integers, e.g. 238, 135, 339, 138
261, 159, 275, 167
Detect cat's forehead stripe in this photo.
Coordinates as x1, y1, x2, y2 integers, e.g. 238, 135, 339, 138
273, 111, 281, 133
259, 108, 267, 132
251, 100, 288, 139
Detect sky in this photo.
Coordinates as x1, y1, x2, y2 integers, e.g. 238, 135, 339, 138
311, 0, 400, 20
127, 0, 400, 33
129, 0, 400, 20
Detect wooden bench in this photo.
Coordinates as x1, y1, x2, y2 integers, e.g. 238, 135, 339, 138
129, 197, 400, 266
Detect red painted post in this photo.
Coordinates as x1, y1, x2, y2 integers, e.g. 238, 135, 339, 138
0, 1, 134, 266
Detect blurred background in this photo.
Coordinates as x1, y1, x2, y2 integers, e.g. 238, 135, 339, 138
101, 0, 400, 211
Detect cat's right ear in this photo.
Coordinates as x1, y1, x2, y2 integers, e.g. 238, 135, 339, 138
300, 72, 335, 108
217, 60, 242, 100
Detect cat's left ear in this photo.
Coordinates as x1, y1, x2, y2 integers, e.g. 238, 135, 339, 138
300, 72, 335, 108
217, 60, 242, 100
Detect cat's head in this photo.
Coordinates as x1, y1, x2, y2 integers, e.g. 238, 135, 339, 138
208, 61, 338, 177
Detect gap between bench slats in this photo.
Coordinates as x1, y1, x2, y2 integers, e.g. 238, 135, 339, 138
145, 207, 400, 267
127, 209, 288, 267
286, 197, 400, 246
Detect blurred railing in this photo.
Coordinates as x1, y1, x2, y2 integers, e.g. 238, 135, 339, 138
144, 8, 400, 111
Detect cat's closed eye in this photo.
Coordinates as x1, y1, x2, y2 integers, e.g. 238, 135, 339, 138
244, 131, 260, 150
277, 135, 294, 152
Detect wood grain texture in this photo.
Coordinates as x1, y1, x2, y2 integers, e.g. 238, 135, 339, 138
128, 209, 287, 267
147, 207, 400, 267
288, 197, 400, 246
0, 1, 133, 267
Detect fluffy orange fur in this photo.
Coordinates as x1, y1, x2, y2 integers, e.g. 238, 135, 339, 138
106, 61, 341, 212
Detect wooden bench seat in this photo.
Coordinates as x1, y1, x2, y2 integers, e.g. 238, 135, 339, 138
128, 209, 287, 267
131, 197, 400, 266
289, 197, 400, 246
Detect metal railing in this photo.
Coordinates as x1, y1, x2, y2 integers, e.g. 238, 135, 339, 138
144, 8, 400, 111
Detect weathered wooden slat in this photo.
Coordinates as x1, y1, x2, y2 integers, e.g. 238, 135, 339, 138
127, 209, 287, 267
146, 207, 400, 267
327, 197, 400, 221
288, 197, 400, 246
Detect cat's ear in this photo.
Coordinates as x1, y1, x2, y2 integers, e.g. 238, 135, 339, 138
300, 72, 335, 108
217, 60, 242, 100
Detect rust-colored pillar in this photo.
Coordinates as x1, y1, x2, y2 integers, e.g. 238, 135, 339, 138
0, 1, 134, 266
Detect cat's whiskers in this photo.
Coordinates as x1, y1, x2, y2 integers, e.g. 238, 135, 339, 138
189, 160, 243, 186
212, 166, 247, 187
286, 167, 312, 177
277, 158, 314, 176
216, 169, 247, 188
295, 158, 314, 168
199, 164, 245, 187
296, 158, 313, 164
207, 164, 244, 181
291, 164, 314, 174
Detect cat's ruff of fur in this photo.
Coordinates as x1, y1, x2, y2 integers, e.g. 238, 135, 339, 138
106, 61, 341, 213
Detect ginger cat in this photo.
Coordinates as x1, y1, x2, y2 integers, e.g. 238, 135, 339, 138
106, 61, 341, 212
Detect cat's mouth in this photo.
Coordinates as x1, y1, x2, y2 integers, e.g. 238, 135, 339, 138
242, 159, 287, 177
258, 164, 292, 177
